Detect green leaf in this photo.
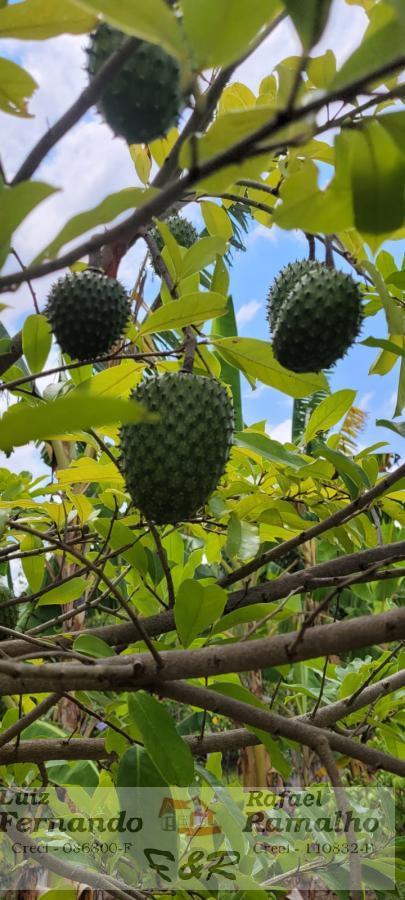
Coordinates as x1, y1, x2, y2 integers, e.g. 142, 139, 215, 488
274, 157, 352, 233
73, 634, 116, 657
75, 360, 142, 398
94, 518, 147, 574
73, 0, 186, 59
138, 291, 227, 336
386, 271, 405, 289
348, 121, 405, 235
21, 534, 44, 593
331, 7, 405, 92
395, 352, 405, 416
128, 692, 194, 786
175, 579, 227, 647
305, 389, 357, 443
235, 430, 304, 469
211, 295, 243, 431
37, 576, 87, 606
282, 0, 333, 49
361, 261, 403, 334
0, 0, 96, 38
316, 443, 370, 497
179, 105, 275, 193
377, 418, 405, 438
0, 394, 153, 453
22, 314, 52, 373
0, 56, 37, 117
0, 181, 57, 247
201, 201, 233, 240
308, 49, 336, 88
213, 337, 328, 398
362, 336, 405, 359
35, 188, 154, 263
182, 0, 281, 68
180, 236, 227, 279
117, 745, 167, 787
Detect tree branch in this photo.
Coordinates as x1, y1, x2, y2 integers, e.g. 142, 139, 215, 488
2, 667, 403, 764
0, 607, 403, 695
0, 692, 60, 750
219, 463, 405, 587
157, 680, 405, 776
0, 545, 403, 659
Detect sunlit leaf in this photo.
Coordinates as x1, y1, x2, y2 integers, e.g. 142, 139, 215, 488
0, 180, 57, 247
182, 0, 281, 68
22, 314, 52, 373
73, 0, 186, 59
0, 0, 96, 38
305, 390, 357, 443
0, 56, 37, 117
175, 579, 227, 647
213, 337, 328, 398
0, 394, 153, 452
138, 291, 228, 335
35, 188, 154, 262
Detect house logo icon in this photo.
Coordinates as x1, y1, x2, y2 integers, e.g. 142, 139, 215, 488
159, 796, 221, 835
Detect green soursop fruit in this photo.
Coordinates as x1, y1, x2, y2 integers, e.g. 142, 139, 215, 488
0, 587, 18, 639
120, 373, 234, 523
267, 260, 321, 333
151, 214, 198, 253
87, 23, 183, 145
46, 269, 131, 361
149, 214, 198, 273
273, 266, 362, 372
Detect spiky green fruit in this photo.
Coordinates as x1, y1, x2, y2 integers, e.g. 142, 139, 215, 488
87, 23, 183, 145
120, 373, 234, 523
273, 266, 363, 372
0, 587, 17, 639
46, 270, 131, 361
149, 214, 198, 273
151, 215, 198, 253
267, 260, 321, 333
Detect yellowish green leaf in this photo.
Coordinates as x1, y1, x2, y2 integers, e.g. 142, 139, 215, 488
0, 56, 37, 117
73, 0, 186, 60
201, 201, 233, 240
22, 314, 52, 374
0, 394, 153, 453
213, 337, 328, 398
305, 390, 357, 443
138, 291, 227, 336
0, 0, 96, 38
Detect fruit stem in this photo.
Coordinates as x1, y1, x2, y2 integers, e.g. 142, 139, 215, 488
181, 327, 197, 374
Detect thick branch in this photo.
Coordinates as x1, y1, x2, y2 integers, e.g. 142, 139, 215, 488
157, 681, 405, 776
0, 607, 403, 695
1, 667, 403, 763
0, 548, 403, 659
219, 464, 405, 587
0, 692, 60, 750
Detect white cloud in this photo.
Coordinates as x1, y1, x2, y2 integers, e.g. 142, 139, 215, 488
266, 418, 292, 443
0, 444, 48, 480
359, 391, 374, 412
236, 299, 261, 326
